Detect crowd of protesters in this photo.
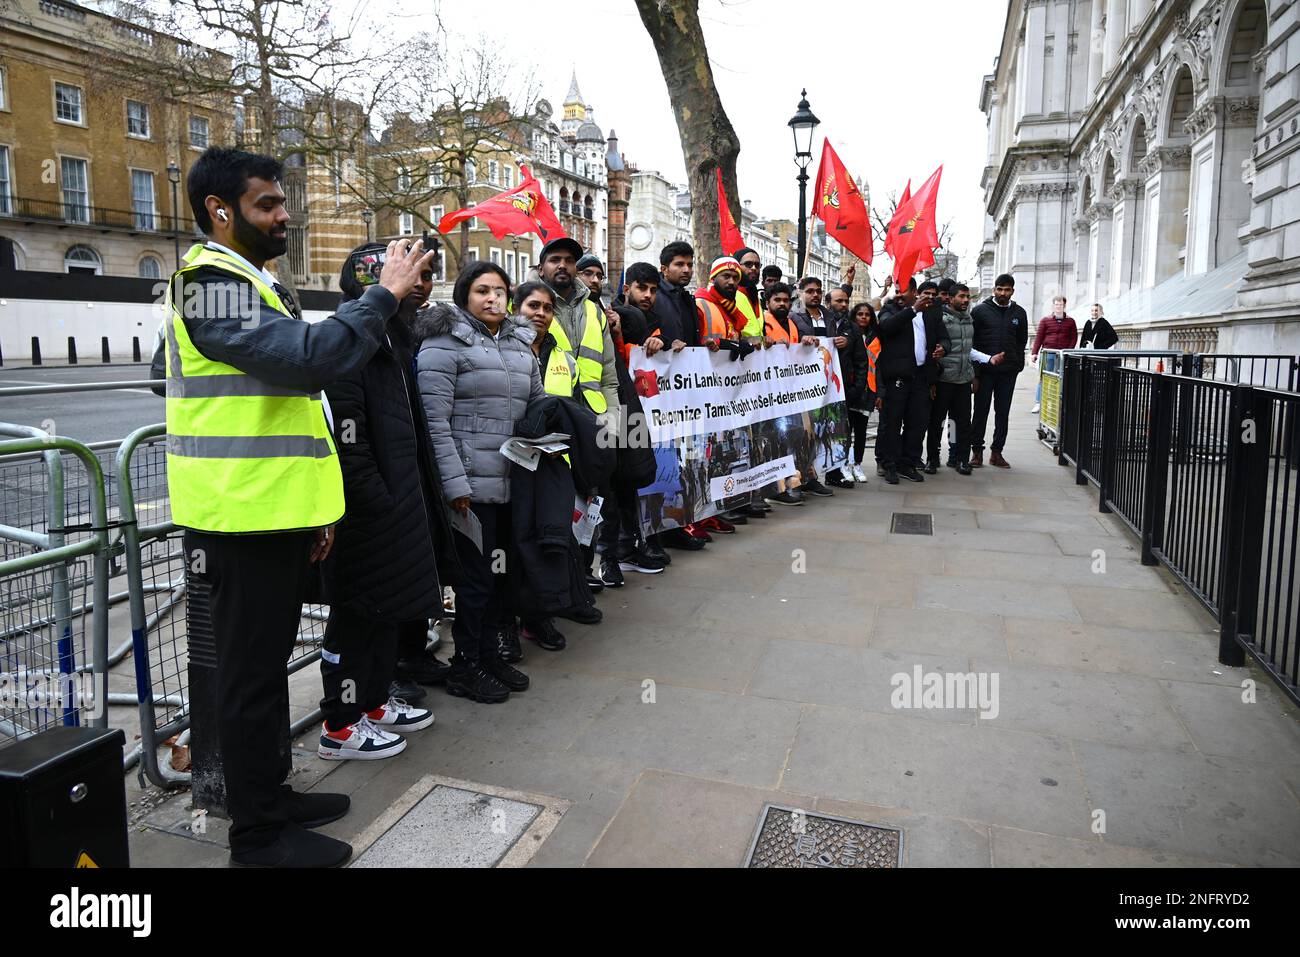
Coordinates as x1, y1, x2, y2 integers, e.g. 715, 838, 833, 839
153, 145, 1115, 868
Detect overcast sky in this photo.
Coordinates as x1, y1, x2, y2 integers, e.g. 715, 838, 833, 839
399, 0, 1011, 284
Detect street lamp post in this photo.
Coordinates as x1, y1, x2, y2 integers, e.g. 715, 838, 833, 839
787, 90, 820, 282
166, 162, 182, 269
361, 208, 373, 243
511, 236, 520, 281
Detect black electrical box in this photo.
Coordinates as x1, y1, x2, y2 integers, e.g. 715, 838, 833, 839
0, 727, 130, 867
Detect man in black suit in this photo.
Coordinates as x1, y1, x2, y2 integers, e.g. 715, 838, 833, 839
875, 279, 951, 484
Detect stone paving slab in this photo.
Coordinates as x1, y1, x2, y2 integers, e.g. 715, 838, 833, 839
122, 374, 1300, 868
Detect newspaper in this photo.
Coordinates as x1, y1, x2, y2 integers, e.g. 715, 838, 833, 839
572, 495, 604, 546
500, 432, 571, 471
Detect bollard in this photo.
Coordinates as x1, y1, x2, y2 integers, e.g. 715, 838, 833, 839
101, 337, 111, 364
132, 337, 141, 363
31, 337, 42, 366
67, 337, 77, 365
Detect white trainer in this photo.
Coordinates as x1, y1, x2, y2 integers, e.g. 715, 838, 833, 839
368, 696, 435, 733
318, 715, 406, 760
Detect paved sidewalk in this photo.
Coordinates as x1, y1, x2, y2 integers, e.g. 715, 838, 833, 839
129, 375, 1300, 867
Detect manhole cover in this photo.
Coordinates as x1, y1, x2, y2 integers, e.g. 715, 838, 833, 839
744, 804, 903, 868
890, 512, 933, 535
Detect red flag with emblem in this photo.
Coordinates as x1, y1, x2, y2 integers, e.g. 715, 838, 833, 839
888, 166, 943, 288
438, 164, 564, 241
883, 181, 911, 259
716, 167, 745, 255
811, 140, 873, 265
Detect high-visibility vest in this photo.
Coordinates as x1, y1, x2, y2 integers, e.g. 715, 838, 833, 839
164, 243, 344, 533
541, 340, 579, 398
764, 310, 799, 344
696, 298, 733, 341
733, 292, 763, 337
549, 299, 608, 413
866, 336, 881, 394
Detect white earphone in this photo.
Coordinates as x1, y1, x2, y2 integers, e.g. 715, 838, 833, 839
216, 209, 229, 223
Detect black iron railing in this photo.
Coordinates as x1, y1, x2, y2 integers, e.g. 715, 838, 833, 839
1061, 354, 1300, 706
0, 195, 197, 236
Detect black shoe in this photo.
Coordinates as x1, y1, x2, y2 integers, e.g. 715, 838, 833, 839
231, 823, 352, 868
618, 548, 666, 574
828, 475, 855, 489
557, 603, 602, 624
521, 618, 566, 651
282, 788, 350, 830
585, 573, 605, 593
923, 461, 939, 475
486, 656, 529, 692
884, 467, 900, 485
643, 538, 672, 564
758, 501, 773, 512
803, 479, 834, 497
394, 652, 451, 686
445, 656, 510, 703
946, 456, 959, 469
876, 462, 885, 477
956, 463, 973, 475
741, 503, 768, 518
600, 555, 626, 587
496, 623, 523, 663
388, 678, 427, 705
764, 490, 805, 506
719, 510, 750, 526
662, 528, 707, 550
898, 465, 925, 483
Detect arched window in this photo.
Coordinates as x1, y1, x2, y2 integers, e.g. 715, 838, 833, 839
583, 195, 594, 221
138, 255, 163, 279
1145, 65, 1195, 284
64, 244, 102, 275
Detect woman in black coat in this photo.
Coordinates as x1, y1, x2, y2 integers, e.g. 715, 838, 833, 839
316, 243, 458, 760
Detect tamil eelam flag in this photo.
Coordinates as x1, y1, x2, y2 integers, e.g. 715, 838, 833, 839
438, 164, 564, 241
888, 165, 943, 288
811, 140, 873, 265
716, 167, 745, 256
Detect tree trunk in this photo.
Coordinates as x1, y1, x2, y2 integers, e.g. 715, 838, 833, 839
634, 0, 741, 283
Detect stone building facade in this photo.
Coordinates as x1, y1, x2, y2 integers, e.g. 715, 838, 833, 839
980, 0, 1300, 354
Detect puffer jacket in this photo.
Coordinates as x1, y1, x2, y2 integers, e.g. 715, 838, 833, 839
938, 305, 977, 384
414, 303, 544, 504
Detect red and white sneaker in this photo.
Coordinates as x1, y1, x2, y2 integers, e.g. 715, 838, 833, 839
318, 716, 406, 761
367, 696, 435, 733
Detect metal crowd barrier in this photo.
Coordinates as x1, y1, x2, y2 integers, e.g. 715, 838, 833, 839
1054, 356, 1300, 707
0, 378, 331, 788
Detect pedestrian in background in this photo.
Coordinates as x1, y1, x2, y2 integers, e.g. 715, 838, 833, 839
1030, 294, 1077, 414
970, 273, 1029, 469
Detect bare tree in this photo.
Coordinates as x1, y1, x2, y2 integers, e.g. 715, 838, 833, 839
635, 0, 741, 281
355, 36, 539, 270
868, 189, 956, 290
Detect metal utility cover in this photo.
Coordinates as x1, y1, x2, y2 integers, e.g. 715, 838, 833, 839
744, 804, 903, 868
891, 512, 933, 536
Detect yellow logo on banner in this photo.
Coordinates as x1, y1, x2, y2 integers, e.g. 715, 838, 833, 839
74, 851, 99, 868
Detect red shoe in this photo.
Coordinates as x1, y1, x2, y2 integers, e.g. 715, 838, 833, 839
697, 516, 736, 534
683, 523, 713, 542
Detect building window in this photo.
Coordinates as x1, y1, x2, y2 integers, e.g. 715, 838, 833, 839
468, 202, 477, 230
505, 250, 515, 279
64, 244, 101, 275
55, 82, 83, 124
519, 254, 530, 278
429, 204, 445, 228
0, 67, 8, 111
126, 100, 149, 138
489, 247, 502, 266
430, 165, 443, 187
465, 159, 477, 183
399, 211, 414, 235
397, 167, 412, 191
189, 116, 209, 149
61, 157, 89, 222
138, 255, 163, 279
432, 248, 445, 280
488, 160, 498, 185
0, 146, 10, 215
504, 166, 514, 188
131, 169, 156, 230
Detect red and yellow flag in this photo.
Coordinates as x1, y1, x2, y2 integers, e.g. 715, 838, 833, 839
888, 166, 943, 288
812, 140, 873, 265
438, 164, 564, 241
716, 167, 745, 256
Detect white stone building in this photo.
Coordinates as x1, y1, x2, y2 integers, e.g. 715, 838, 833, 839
980, 0, 1300, 354
623, 169, 690, 268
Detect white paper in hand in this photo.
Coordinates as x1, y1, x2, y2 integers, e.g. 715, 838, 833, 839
571, 495, 604, 546
450, 505, 483, 553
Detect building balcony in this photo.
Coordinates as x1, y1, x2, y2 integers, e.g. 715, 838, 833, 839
0, 196, 199, 238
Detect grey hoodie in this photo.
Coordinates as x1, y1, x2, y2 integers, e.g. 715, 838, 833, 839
413, 302, 544, 505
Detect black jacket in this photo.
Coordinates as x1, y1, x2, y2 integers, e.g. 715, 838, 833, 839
1081, 316, 1118, 350
320, 313, 460, 620
648, 278, 699, 348
830, 311, 870, 405
609, 305, 657, 490
971, 296, 1030, 374
515, 394, 613, 499
875, 298, 951, 384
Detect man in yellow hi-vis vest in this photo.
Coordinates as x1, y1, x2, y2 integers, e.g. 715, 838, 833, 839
154, 146, 434, 868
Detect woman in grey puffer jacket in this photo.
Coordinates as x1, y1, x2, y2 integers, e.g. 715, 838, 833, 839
415, 261, 543, 704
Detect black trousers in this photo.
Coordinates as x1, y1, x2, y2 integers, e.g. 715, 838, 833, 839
184, 528, 313, 854
971, 370, 1019, 454
849, 408, 871, 463
877, 375, 931, 469
319, 605, 398, 731
451, 502, 513, 662
928, 381, 973, 465
598, 482, 640, 555
398, 620, 431, 660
